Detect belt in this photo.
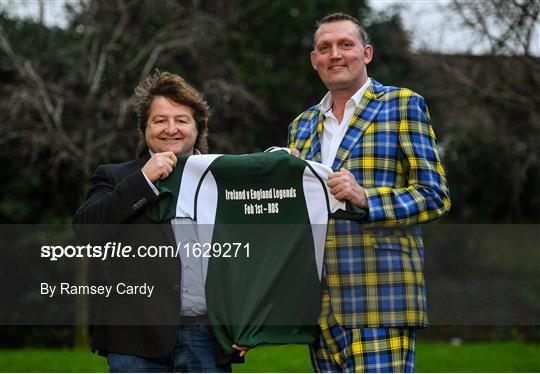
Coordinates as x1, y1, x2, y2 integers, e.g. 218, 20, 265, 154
179, 315, 210, 326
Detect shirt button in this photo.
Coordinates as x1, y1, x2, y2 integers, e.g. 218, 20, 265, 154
183, 289, 189, 294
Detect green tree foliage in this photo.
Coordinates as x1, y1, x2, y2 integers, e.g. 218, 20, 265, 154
0, 1, 252, 219
411, 0, 540, 223
220, 0, 413, 147
0, 0, 413, 223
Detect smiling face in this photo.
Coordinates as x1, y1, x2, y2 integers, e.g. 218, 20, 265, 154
311, 20, 373, 96
144, 96, 197, 155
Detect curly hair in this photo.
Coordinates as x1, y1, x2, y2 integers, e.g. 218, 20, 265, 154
133, 70, 209, 157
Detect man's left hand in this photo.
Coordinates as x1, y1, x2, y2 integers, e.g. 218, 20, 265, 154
232, 343, 250, 357
328, 168, 368, 208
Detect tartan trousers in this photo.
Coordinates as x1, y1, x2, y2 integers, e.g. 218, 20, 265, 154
310, 293, 416, 373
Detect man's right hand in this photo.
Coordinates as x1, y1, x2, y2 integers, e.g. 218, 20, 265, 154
142, 152, 177, 182
290, 148, 300, 157
232, 343, 250, 357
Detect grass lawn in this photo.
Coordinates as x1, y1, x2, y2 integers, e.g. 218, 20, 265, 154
1, 342, 539, 372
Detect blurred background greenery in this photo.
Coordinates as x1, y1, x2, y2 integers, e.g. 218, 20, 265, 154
2, 343, 540, 372
1, 0, 539, 224
1, 0, 539, 371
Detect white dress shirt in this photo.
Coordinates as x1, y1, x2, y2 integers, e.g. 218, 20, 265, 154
142, 150, 206, 316
319, 78, 371, 167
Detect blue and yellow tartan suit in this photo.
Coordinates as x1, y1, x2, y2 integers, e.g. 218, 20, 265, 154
288, 79, 450, 372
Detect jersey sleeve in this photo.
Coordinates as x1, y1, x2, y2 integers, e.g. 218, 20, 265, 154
146, 154, 221, 222
177, 155, 221, 219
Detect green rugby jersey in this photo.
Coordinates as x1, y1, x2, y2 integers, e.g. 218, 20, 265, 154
147, 149, 366, 354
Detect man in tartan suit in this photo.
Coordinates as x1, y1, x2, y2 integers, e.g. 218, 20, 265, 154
288, 13, 451, 372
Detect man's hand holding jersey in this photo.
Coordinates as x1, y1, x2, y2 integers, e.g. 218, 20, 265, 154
328, 168, 368, 209
232, 344, 250, 357
289, 148, 368, 209
142, 152, 177, 182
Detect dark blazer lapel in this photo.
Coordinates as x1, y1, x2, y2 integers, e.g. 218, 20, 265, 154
137, 153, 151, 168
332, 80, 384, 171
137, 153, 176, 247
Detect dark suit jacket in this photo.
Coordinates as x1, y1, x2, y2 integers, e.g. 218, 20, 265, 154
73, 155, 184, 358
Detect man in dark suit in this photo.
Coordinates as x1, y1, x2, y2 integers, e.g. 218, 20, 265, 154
73, 71, 244, 372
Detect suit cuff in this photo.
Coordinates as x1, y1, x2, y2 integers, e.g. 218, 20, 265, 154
363, 187, 391, 222
141, 170, 159, 196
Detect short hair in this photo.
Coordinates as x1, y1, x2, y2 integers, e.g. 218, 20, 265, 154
314, 12, 370, 47
133, 70, 209, 157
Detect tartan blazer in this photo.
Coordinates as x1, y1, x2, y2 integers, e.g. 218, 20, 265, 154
288, 79, 451, 328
